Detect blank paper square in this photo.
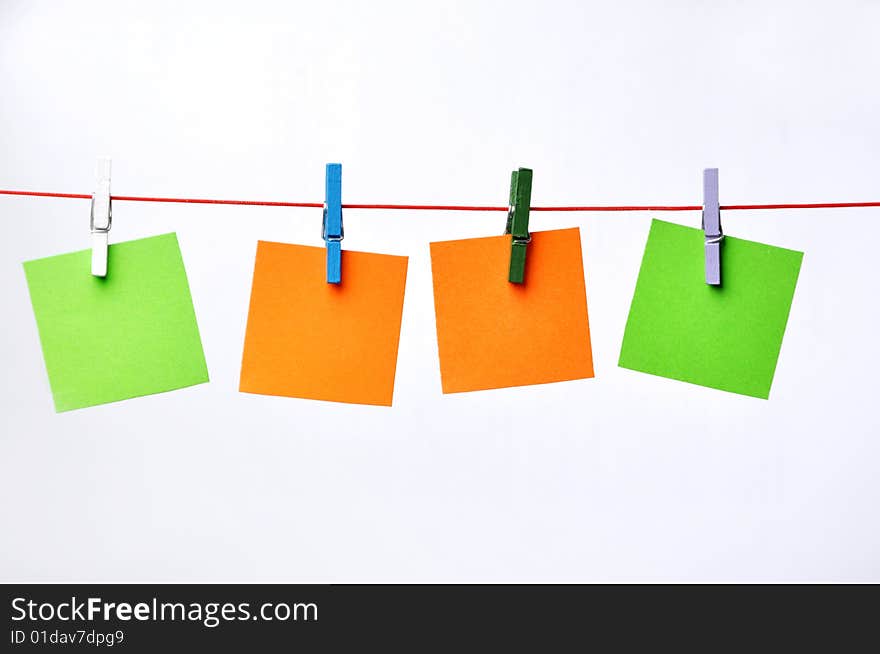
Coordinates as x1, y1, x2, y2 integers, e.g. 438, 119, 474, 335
23, 233, 209, 412
430, 227, 594, 393
619, 219, 803, 399
239, 241, 408, 406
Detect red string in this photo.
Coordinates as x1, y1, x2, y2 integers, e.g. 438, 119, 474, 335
1, 189, 879, 212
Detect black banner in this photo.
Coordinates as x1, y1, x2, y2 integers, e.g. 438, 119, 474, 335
3, 584, 876, 651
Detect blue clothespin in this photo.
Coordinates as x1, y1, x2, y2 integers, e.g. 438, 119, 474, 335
702, 168, 722, 285
322, 163, 343, 284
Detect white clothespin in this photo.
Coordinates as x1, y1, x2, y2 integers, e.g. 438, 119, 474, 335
91, 157, 112, 277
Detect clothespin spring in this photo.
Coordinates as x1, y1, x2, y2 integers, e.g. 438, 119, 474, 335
321, 205, 344, 242
90, 196, 112, 233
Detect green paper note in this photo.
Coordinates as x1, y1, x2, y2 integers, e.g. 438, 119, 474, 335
23, 233, 209, 412
619, 219, 803, 399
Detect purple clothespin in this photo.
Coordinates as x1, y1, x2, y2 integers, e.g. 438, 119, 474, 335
702, 168, 722, 285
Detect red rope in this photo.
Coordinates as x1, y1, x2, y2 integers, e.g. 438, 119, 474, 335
1, 189, 879, 212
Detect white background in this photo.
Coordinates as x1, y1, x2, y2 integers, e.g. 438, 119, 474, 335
1, 0, 878, 582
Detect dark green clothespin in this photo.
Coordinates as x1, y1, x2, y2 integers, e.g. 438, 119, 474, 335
504, 167, 533, 283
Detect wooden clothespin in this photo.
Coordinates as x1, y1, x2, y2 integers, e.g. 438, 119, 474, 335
702, 167, 723, 285
90, 156, 112, 277
322, 163, 343, 284
505, 167, 533, 283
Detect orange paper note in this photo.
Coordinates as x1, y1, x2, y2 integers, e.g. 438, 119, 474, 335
430, 227, 594, 393
240, 241, 408, 406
